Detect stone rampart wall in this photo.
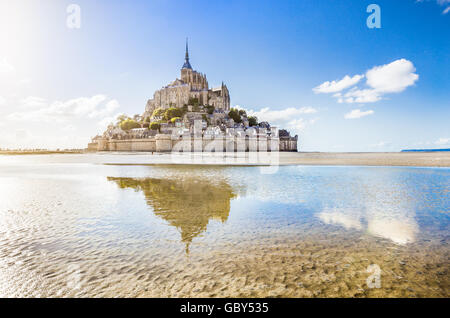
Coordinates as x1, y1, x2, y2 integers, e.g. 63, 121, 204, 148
91, 135, 297, 152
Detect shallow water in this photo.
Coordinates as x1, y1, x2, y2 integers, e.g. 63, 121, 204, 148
0, 154, 448, 297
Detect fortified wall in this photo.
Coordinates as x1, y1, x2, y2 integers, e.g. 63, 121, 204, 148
88, 135, 297, 152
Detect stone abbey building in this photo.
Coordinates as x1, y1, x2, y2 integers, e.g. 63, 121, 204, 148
144, 40, 230, 118
88, 41, 298, 153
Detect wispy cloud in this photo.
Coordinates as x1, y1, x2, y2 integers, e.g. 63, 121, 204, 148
410, 138, 450, 148
344, 109, 374, 119
437, 0, 450, 13
313, 75, 364, 94
416, 0, 450, 14
341, 87, 381, 104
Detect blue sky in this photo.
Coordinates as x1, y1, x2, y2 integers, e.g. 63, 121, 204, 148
0, 0, 449, 151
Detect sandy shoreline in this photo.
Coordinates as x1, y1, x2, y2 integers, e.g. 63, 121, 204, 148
1, 151, 449, 167
103, 151, 450, 167
277, 152, 450, 167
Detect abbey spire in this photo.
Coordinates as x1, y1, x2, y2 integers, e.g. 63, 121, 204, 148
182, 38, 192, 70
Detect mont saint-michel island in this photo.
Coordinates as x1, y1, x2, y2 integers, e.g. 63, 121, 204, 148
87, 41, 298, 153
0, 1, 449, 303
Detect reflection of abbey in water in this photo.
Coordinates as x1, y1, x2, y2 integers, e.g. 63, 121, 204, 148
108, 176, 238, 252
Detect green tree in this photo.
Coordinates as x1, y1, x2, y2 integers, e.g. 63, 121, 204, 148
152, 108, 165, 118
238, 109, 247, 117
120, 119, 141, 131
149, 122, 161, 131
248, 116, 258, 127
116, 114, 130, 125
164, 107, 183, 121
228, 108, 242, 123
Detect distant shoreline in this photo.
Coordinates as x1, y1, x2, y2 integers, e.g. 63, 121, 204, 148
402, 148, 450, 152
0, 150, 84, 155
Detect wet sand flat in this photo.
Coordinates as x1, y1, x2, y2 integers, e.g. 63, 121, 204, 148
0, 157, 448, 297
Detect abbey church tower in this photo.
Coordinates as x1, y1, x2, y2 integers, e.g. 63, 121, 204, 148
144, 40, 230, 118
180, 39, 208, 91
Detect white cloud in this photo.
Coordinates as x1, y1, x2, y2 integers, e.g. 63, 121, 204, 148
0, 58, 14, 73
247, 106, 317, 122
0, 96, 5, 105
88, 99, 120, 118
366, 59, 419, 93
343, 88, 382, 103
239, 106, 318, 135
313, 74, 364, 94
7, 95, 119, 122
344, 109, 374, 119
314, 59, 419, 104
97, 112, 124, 130
1, 95, 122, 149
21, 96, 47, 108
286, 118, 307, 131
435, 137, 450, 146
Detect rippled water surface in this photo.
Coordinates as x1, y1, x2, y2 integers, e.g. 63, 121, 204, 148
0, 154, 448, 297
